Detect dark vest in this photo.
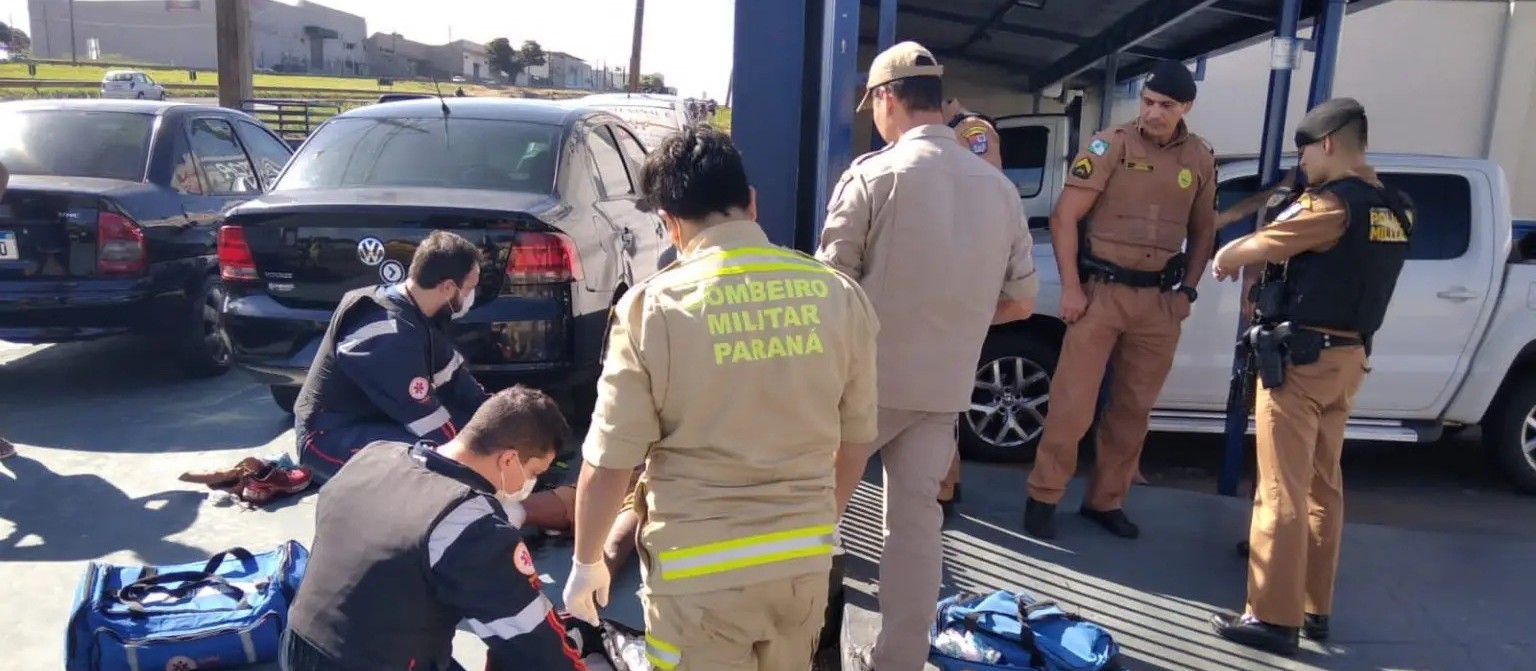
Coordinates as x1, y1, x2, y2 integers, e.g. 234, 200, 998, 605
294, 286, 429, 434
1280, 176, 1413, 339
286, 442, 477, 670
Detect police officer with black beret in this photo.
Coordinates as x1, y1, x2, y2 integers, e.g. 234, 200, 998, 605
1207, 98, 1414, 655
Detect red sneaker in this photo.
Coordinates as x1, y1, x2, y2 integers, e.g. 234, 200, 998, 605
241, 464, 313, 504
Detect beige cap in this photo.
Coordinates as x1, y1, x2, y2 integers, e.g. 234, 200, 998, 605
857, 41, 945, 112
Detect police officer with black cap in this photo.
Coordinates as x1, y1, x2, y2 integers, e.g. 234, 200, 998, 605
1208, 98, 1413, 655
1024, 59, 1216, 540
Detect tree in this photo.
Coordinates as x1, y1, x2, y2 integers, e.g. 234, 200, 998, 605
0, 22, 31, 51
486, 38, 548, 81
639, 73, 665, 91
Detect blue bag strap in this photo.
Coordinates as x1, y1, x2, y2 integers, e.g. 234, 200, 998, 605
201, 547, 259, 576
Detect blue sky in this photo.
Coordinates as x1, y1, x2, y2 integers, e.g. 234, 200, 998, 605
0, 0, 736, 98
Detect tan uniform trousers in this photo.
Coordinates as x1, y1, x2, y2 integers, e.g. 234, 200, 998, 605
1246, 345, 1368, 627
869, 407, 958, 671
1028, 281, 1182, 510
940, 424, 961, 501
641, 572, 828, 671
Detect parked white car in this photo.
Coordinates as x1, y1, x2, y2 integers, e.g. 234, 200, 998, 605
576, 92, 691, 151
100, 70, 166, 100
961, 153, 1536, 495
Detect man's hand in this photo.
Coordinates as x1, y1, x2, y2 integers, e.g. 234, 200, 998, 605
1059, 285, 1088, 323
1212, 262, 1240, 282
561, 558, 611, 626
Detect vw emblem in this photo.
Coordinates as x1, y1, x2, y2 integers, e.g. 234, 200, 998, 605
357, 237, 386, 267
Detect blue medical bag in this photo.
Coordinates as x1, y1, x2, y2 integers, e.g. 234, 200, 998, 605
928, 590, 1122, 671
65, 541, 310, 671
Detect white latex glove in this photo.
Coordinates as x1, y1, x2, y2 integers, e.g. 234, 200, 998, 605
562, 558, 611, 626
832, 525, 845, 556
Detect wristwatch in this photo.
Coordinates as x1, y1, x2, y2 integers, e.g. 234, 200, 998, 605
1176, 286, 1199, 303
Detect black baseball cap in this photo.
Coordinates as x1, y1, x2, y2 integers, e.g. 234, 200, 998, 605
1143, 60, 1197, 103
1295, 97, 1367, 147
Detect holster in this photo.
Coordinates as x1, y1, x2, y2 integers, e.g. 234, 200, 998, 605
1245, 322, 1294, 390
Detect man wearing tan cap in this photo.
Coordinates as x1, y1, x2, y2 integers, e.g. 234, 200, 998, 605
819, 40, 1037, 671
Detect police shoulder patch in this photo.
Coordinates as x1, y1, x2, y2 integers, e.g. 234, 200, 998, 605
966, 128, 990, 155
1071, 156, 1094, 180
1088, 138, 1110, 156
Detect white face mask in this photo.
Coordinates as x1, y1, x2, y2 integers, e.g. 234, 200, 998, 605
496, 459, 537, 505
449, 285, 474, 320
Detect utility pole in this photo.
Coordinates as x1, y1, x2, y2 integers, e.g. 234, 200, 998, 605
68, 0, 78, 64
627, 0, 644, 92
215, 0, 254, 109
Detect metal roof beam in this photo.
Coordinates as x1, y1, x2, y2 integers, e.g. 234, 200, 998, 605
1208, 0, 1275, 21
856, 0, 1179, 60
1028, 0, 1223, 92
954, 0, 1029, 55
855, 33, 1032, 72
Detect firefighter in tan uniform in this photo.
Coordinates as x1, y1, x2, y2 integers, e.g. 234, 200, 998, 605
562, 126, 880, 671
819, 41, 1038, 671
1023, 60, 1217, 540
1210, 99, 1413, 655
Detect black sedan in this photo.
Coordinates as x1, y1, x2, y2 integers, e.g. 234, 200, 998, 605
0, 100, 295, 376
219, 97, 671, 412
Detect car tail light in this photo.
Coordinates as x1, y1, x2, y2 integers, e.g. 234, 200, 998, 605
505, 231, 582, 286
97, 211, 147, 276
218, 225, 259, 283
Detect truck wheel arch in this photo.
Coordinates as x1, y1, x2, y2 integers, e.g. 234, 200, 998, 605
1482, 341, 1536, 495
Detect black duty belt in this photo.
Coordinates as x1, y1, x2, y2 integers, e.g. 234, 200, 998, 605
1078, 255, 1166, 289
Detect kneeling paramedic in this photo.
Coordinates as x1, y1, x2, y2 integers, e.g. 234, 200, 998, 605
1207, 98, 1413, 655
293, 230, 489, 482
283, 386, 588, 670
562, 126, 880, 671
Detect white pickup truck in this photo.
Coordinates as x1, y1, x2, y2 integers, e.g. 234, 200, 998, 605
959, 151, 1536, 495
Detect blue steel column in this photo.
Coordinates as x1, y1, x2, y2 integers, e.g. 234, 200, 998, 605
1217, 0, 1301, 497
869, 0, 898, 151
1098, 52, 1119, 132
733, 0, 809, 247
1307, 0, 1347, 108
813, 0, 862, 244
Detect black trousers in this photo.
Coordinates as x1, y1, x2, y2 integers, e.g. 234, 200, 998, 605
279, 629, 468, 671
298, 422, 419, 483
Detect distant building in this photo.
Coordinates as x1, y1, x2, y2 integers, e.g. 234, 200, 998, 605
27, 0, 368, 74
544, 51, 593, 90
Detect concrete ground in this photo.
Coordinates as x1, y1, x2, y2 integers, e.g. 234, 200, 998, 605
3, 337, 1533, 670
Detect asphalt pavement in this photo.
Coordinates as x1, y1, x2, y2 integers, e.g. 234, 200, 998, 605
3, 336, 1533, 670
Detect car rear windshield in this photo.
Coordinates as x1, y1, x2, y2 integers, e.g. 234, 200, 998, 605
273, 116, 562, 194
0, 110, 154, 181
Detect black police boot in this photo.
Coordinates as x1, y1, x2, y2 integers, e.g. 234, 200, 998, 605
1210, 613, 1299, 656
1079, 507, 1140, 539
1022, 498, 1057, 539
1302, 613, 1330, 641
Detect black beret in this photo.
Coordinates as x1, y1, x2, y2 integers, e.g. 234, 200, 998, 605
1143, 60, 1197, 103
1295, 97, 1366, 147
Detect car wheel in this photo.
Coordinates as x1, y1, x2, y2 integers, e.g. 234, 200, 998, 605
178, 274, 233, 378
1483, 374, 1536, 495
271, 386, 300, 414
136, 92, 145, 99
958, 330, 1058, 463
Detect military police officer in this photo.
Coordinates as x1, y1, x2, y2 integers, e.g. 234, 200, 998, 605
1024, 60, 1217, 540
1209, 98, 1413, 656
818, 41, 1038, 671
563, 125, 880, 671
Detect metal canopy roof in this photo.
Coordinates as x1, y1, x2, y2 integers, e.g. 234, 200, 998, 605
857, 0, 1388, 92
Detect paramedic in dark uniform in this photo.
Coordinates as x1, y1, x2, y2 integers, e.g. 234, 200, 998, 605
819, 41, 1038, 671
1210, 98, 1413, 655
282, 386, 587, 671
563, 126, 880, 671
1023, 60, 1217, 540
293, 231, 490, 482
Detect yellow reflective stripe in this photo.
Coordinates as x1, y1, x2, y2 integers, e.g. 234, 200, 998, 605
658, 525, 837, 581
674, 261, 831, 311
646, 633, 682, 670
